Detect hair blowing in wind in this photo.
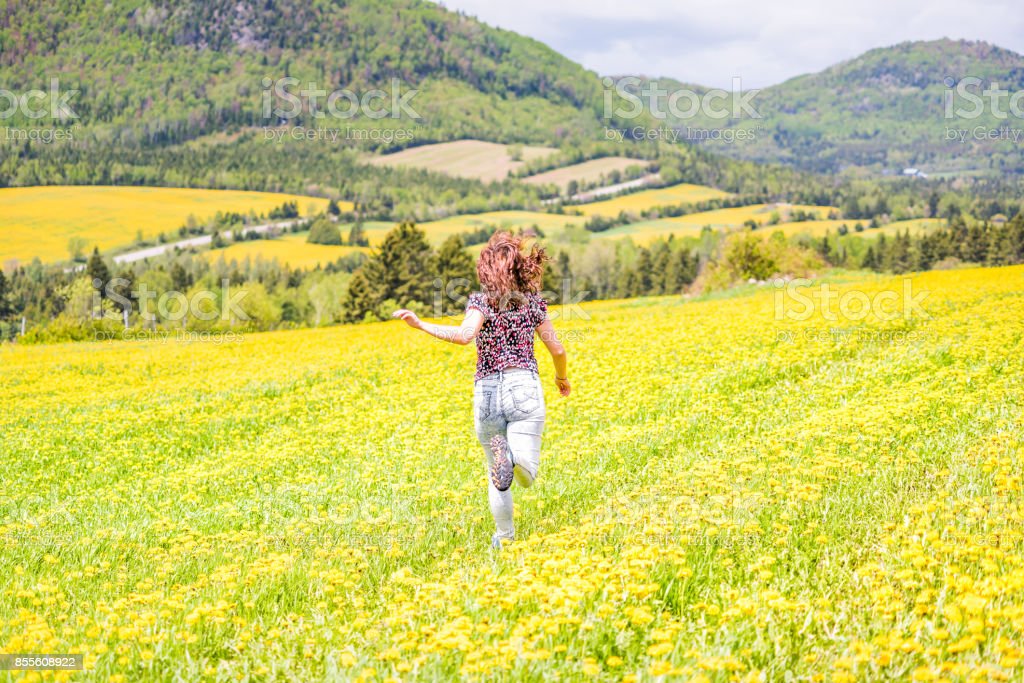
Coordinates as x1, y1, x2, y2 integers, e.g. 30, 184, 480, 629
476, 232, 549, 309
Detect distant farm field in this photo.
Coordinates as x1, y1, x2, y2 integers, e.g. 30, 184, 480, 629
571, 183, 732, 217
204, 234, 370, 270
591, 203, 838, 243
767, 219, 855, 238
521, 157, 650, 191
0, 187, 332, 265
417, 211, 583, 242
766, 218, 945, 239
367, 140, 557, 182
870, 218, 946, 238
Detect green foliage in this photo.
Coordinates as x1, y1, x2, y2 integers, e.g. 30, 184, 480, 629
434, 236, 478, 315
347, 222, 369, 247
343, 222, 436, 322
86, 248, 111, 293
307, 218, 343, 246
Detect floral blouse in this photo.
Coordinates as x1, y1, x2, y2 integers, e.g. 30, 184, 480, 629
466, 292, 548, 380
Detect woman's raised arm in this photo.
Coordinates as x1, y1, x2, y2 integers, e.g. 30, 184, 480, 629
393, 308, 485, 346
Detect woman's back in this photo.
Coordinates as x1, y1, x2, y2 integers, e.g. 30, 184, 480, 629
466, 292, 548, 380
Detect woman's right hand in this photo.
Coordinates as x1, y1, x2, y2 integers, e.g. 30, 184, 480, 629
392, 309, 422, 330
555, 377, 571, 397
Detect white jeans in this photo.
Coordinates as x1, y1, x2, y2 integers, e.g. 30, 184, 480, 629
473, 368, 546, 541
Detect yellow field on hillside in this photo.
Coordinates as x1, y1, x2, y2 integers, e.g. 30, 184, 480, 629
2, 266, 1023, 680
367, 140, 557, 183
767, 218, 945, 239
0, 186, 334, 265
767, 219, 855, 238
204, 234, 370, 270
417, 211, 584, 243
521, 157, 650, 190
871, 218, 946, 237
571, 182, 732, 218
595, 203, 837, 243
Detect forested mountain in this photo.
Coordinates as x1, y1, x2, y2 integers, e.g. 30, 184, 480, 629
0, 0, 610, 144
624, 39, 1024, 174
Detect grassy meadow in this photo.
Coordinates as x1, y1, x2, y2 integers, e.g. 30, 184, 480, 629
522, 158, 650, 191
570, 183, 732, 218
1, 266, 1023, 680
0, 187, 333, 266
368, 140, 557, 183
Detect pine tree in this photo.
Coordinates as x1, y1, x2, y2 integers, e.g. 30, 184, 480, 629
170, 263, 191, 292
634, 248, 654, 295
347, 221, 369, 247
343, 222, 435, 321
327, 199, 341, 216
86, 247, 111, 296
962, 223, 989, 264
434, 235, 477, 314
861, 246, 877, 271
110, 269, 135, 315
341, 269, 380, 323
649, 241, 670, 295
875, 234, 889, 271
665, 248, 697, 293
0, 270, 11, 319
888, 230, 913, 274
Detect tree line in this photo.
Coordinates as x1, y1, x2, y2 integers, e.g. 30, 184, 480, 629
2, 213, 1023, 343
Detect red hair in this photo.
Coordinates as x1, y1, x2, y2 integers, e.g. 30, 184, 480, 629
476, 231, 548, 309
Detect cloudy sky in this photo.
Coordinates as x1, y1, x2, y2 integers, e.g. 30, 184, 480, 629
435, 0, 1024, 88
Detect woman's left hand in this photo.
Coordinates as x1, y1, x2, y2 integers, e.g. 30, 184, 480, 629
392, 309, 423, 329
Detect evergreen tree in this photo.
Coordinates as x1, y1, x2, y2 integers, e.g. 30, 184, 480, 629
633, 248, 654, 295
888, 230, 913, 273
434, 235, 477, 315
665, 248, 697, 293
343, 222, 435, 321
962, 223, 989, 264
170, 263, 191, 292
861, 246, 877, 271
327, 199, 341, 216
0, 270, 11, 319
649, 241, 671, 295
818, 233, 833, 264
341, 269, 379, 323
347, 221, 369, 247
86, 248, 111, 296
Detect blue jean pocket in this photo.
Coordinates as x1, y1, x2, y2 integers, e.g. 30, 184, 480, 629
507, 383, 541, 419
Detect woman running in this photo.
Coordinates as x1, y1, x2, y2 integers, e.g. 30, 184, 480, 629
393, 231, 570, 549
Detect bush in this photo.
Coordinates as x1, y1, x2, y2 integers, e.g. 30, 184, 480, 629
307, 217, 343, 245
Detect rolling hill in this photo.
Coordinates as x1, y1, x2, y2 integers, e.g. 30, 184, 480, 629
623, 39, 1024, 174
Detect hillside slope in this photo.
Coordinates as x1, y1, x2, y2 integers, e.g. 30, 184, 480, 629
625, 39, 1024, 174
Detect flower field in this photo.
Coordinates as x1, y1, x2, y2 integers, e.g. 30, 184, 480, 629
0, 187, 333, 266
1, 265, 1023, 682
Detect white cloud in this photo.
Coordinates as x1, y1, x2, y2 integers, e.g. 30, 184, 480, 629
434, 0, 1024, 87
